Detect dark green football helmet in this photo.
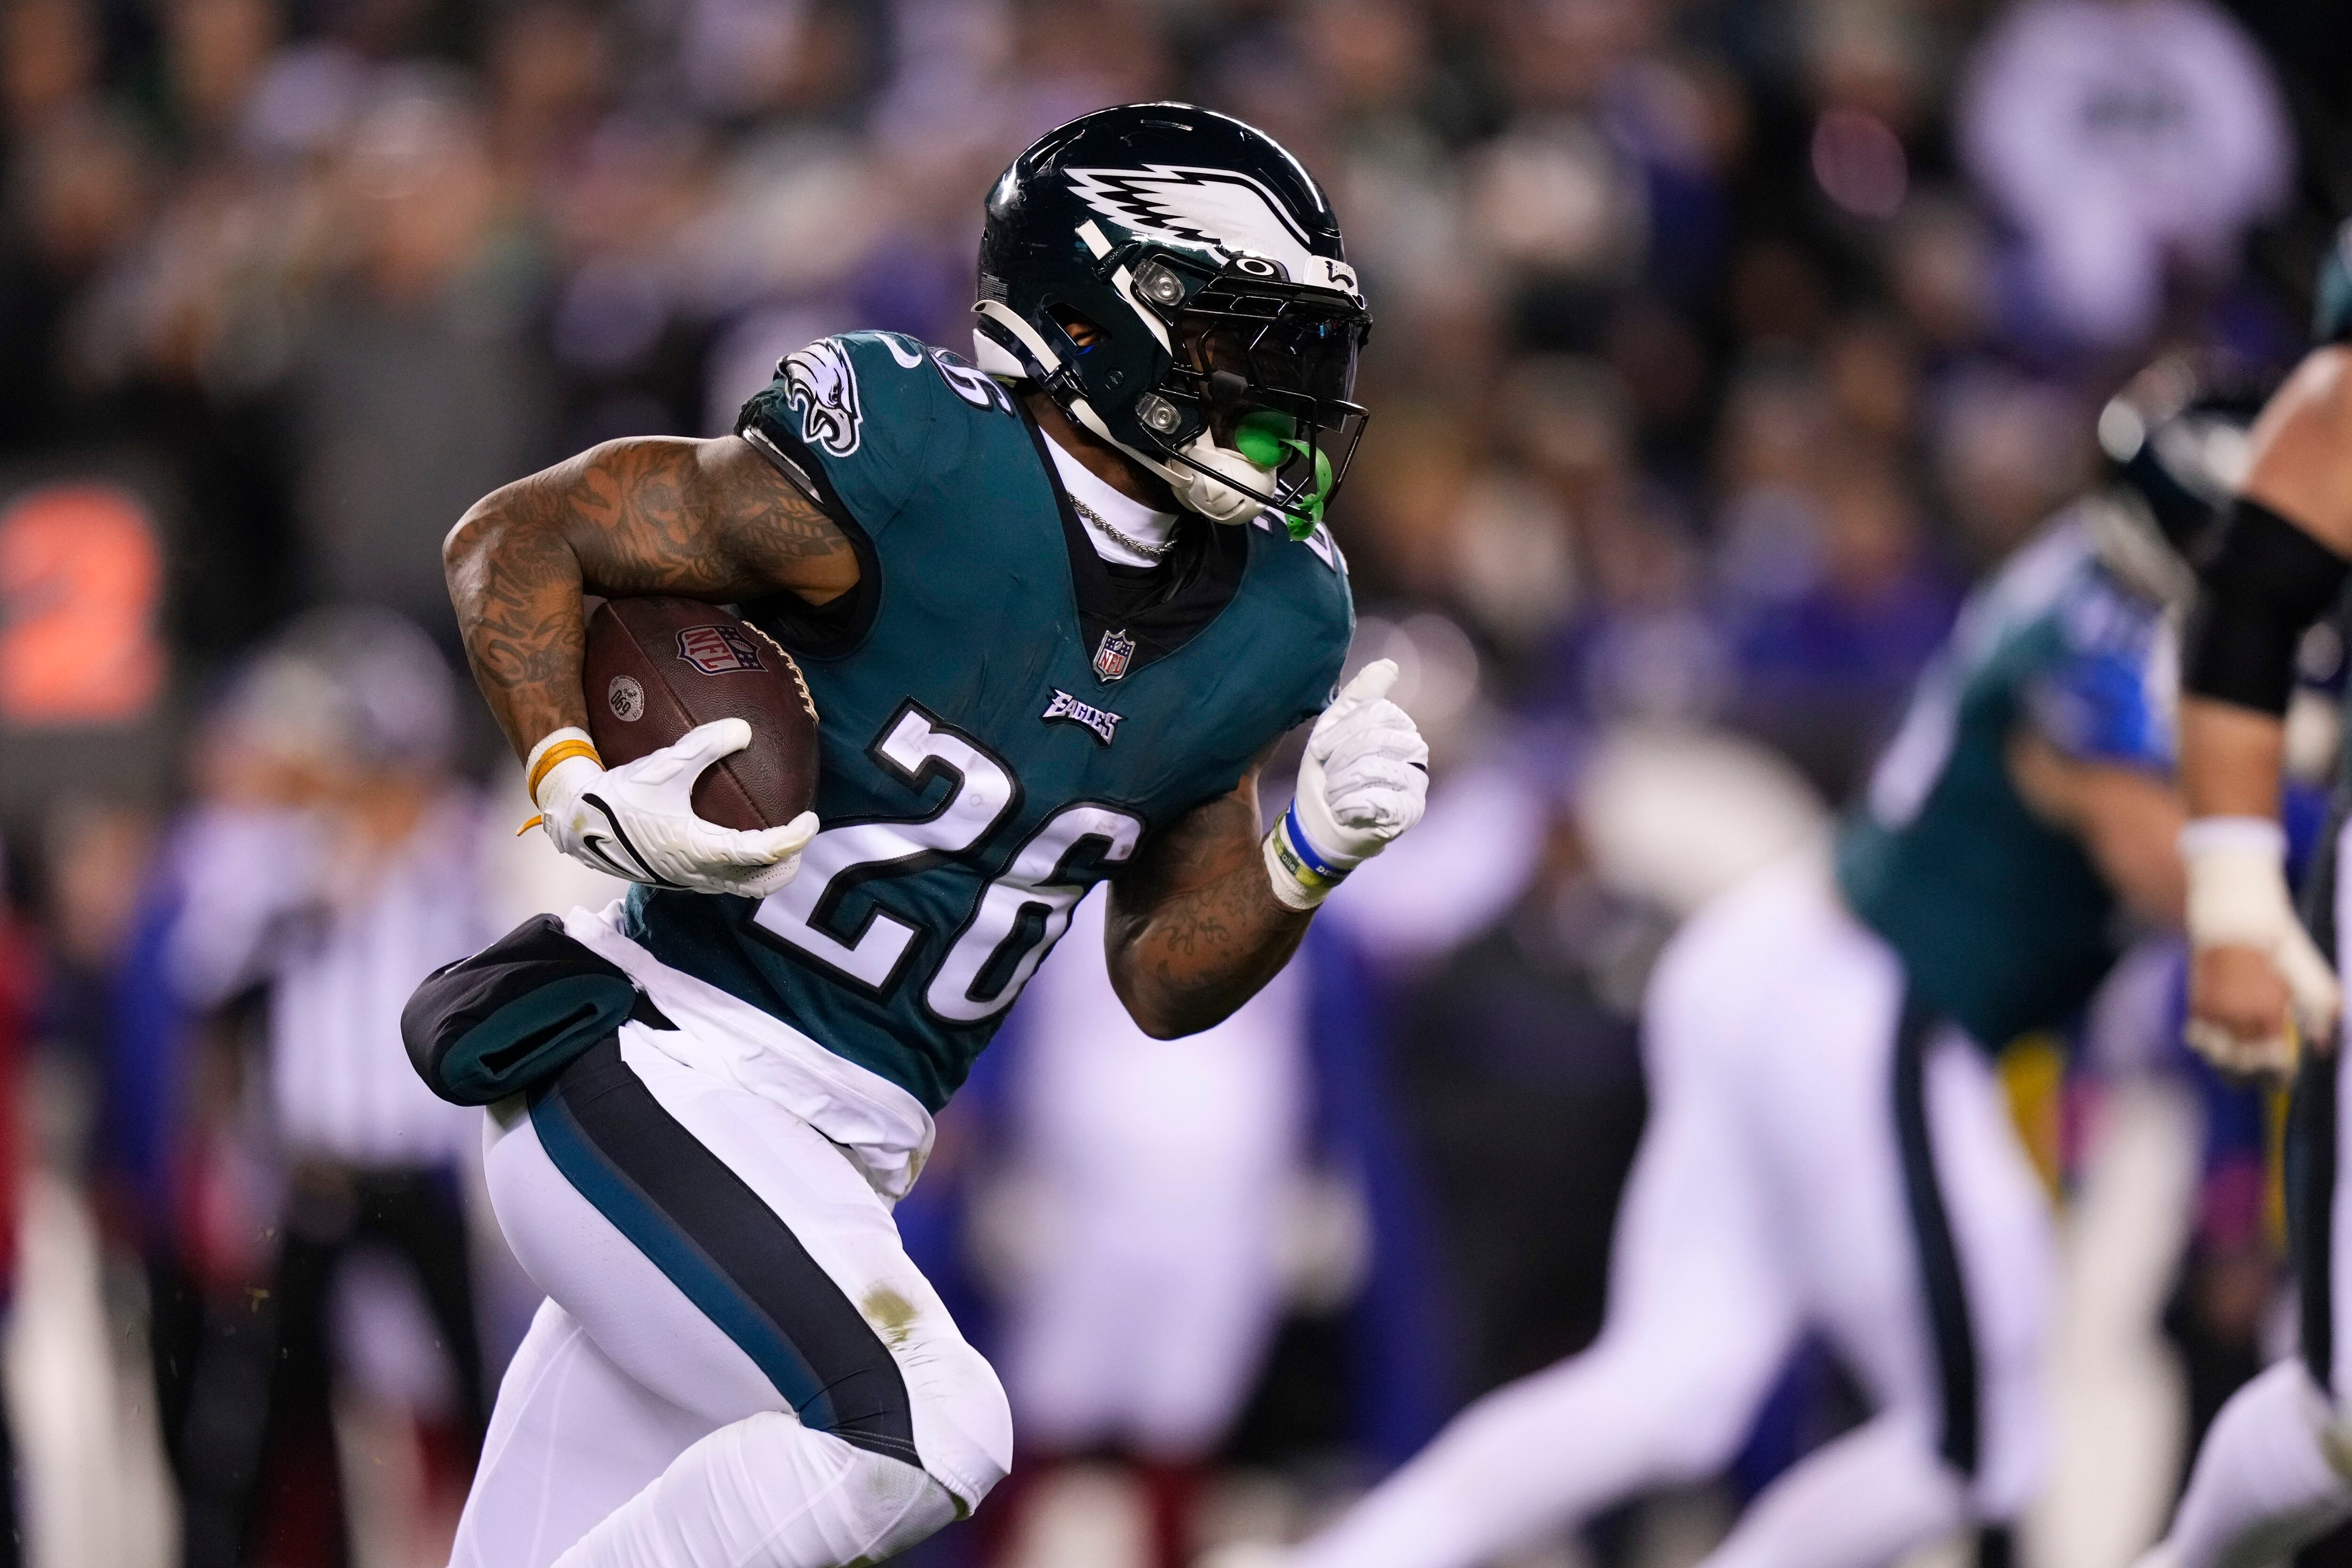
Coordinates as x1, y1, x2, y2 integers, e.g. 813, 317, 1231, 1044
2096, 356, 2267, 556
972, 102, 1372, 538
2089, 355, 2270, 601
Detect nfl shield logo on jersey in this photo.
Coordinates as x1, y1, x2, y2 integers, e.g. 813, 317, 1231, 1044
1093, 628, 1136, 683
676, 624, 768, 674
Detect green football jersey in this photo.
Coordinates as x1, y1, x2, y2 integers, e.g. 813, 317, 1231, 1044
622, 332, 1353, 1110
1836, 515, 2175, 1048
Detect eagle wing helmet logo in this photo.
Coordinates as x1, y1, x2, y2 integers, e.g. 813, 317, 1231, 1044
1064, 165, 1362, 304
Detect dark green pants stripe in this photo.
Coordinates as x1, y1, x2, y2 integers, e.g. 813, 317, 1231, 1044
528, 1038, 922, 1467
1892, 1002, 1980, 1477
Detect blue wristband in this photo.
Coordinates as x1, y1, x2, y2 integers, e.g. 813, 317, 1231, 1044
1280, 803, 1349, 885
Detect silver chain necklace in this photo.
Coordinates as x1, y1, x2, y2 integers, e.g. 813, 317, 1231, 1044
1069, 496, 1178, 562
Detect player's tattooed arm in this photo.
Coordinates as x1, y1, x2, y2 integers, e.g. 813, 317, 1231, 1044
1104, 761, 1312, 1039
444, 436, 859, 756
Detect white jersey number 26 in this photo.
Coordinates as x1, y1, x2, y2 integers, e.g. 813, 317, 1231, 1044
751, 701, 1144, 1024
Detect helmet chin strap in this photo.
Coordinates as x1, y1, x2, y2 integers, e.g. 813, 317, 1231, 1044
974, 303, 1278, 525
1065, 398, 1275, 525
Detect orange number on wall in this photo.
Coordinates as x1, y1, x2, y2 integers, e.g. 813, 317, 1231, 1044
0, 483, 167, 727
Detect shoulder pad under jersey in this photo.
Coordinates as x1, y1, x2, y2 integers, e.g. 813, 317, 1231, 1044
737, 331, 1020, 534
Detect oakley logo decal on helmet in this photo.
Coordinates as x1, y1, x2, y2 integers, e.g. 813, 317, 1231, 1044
971, 103, 1373, 538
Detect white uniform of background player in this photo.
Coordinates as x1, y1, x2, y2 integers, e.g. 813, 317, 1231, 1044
1266, 486, 2201, 1568
1267, 853, 2053, 1568
2134, 312, 2352, 1565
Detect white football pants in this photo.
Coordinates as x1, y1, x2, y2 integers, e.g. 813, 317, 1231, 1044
2148, 819, 2352, 1568
1287, 856, 2053, 1568
447, 1024, 1011, 1568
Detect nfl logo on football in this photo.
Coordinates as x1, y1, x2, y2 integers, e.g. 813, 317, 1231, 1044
676, 624, 768, 675
1093, 628, 1136, 683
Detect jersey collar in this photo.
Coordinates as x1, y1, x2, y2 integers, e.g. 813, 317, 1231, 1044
1041, 432, 1180, 565
1017, 403, 1249, 686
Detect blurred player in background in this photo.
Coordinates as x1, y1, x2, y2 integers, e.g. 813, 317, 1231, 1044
432, 105, 1428, 1568
2139, 225, 2352, 1568
1250, 363, 2241, 1568
164, 606, 493, 1565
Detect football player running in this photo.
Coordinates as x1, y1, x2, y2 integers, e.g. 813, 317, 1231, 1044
2139, 230, 2352, 1568
1248, 365, 2233, 1568
433, 105, 1426, 1568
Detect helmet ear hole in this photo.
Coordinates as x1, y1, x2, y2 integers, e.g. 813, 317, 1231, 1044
1048, 305, 1103, 350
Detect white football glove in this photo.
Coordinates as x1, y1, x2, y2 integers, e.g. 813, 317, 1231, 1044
1264, 659, 1430, 911
528, 721, 818, 900
2180, 816, 2341, 1075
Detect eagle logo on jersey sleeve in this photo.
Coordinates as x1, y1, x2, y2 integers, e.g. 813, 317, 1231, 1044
780, 340, 865, 457
1064, 165, 1362, 304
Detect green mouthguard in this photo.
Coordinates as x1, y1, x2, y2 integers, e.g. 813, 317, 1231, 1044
1233, 412, 1335, 539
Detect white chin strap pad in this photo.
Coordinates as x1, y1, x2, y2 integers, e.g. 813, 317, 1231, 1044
1064, 397, 1278, 525
1162, 431, 1279, 524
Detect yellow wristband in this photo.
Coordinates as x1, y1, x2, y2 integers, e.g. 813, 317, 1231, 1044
527, 736, 601, 805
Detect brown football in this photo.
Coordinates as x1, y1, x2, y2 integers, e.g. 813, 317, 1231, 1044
581, 597, 820, 832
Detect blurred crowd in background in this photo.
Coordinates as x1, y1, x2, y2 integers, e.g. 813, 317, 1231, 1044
4, 0, 2352, 1565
